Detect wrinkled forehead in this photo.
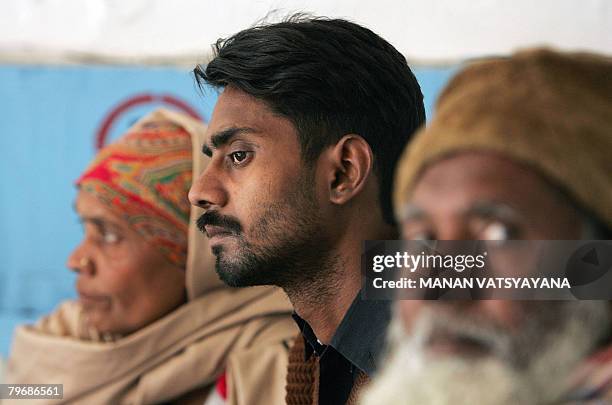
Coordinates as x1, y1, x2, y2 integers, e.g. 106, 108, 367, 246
74, 189, 126, 226
400, 151, 569, 220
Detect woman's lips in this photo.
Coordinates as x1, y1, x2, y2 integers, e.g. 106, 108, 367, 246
77, 290, 111, 308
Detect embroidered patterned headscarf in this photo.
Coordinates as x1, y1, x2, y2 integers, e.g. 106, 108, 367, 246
77, 117, 193, 268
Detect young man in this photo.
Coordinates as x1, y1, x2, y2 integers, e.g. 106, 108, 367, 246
189, 14, 425, 404
362, 49, 612, 405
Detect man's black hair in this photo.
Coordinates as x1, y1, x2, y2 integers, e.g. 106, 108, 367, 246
194, 13, 426, 225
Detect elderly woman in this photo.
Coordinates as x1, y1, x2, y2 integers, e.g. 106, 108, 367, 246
6, 109, 296, 404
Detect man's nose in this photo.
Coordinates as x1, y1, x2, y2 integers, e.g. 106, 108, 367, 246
188, 164, 228, 210
437, 221, 474, 241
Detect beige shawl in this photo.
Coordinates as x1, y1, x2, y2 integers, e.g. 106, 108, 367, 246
5, 109, 296, 405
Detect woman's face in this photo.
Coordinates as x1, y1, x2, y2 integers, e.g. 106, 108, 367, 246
67, 190, 186, 335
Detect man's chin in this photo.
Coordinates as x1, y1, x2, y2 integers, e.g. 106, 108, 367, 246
214, 267, 253, 287
211, 242, 294, 288
210, 236, 239, 256
213, 254, 267, 288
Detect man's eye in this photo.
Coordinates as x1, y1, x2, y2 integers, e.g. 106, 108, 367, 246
479, 221, 517, 241
229, 151, 250, 165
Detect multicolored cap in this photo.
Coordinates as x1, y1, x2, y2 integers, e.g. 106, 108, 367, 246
77, 118, 193, 267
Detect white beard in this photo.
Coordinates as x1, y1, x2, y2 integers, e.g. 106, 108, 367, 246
360, 301, 611, 405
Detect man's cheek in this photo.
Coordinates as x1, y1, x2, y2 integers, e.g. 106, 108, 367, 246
236, 194, 267, 227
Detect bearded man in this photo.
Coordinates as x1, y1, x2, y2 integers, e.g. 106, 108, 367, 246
362, 48, 612, 405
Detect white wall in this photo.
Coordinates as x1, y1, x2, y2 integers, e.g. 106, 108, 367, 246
0, 0, 610, 64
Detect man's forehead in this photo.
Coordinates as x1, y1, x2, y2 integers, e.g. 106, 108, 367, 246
411, 153, 551, 200
204, 87, 299, 149
400, 200, 521, 221
217, 85, 262, 105
209, 86, 275, 128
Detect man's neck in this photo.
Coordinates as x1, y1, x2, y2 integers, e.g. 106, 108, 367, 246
286, 250, 362, 344
285, 222, 396, 344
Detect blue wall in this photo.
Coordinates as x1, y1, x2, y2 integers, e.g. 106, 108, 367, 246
0, 63, 455, 357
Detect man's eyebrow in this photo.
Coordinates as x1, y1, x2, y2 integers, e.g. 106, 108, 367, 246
399, 204, 426, 222
467, 201, 521, 220
202, 127, 259, 157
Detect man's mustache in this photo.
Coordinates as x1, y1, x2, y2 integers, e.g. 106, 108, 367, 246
196, 211, 243, 236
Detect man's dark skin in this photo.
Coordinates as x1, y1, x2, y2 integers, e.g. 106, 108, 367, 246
189, 86, 396, 343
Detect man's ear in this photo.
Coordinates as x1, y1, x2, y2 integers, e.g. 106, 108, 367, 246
324, 134, 373, 205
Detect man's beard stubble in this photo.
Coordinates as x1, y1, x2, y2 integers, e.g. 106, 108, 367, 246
197, 169, 337, 297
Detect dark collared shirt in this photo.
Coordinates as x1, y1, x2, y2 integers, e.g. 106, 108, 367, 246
292, 292, 391, 405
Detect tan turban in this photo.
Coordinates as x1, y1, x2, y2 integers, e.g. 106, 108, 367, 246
393, 48, 612, 230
